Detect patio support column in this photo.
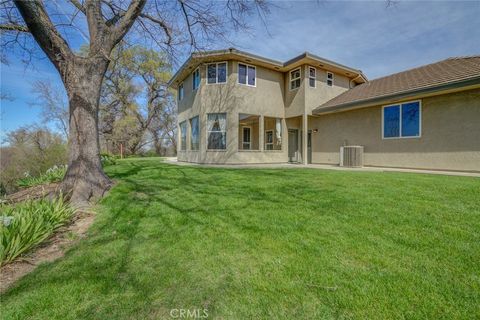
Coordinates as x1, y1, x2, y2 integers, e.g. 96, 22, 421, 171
302, 114, 308, 164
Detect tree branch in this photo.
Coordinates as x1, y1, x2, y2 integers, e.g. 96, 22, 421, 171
112, 0, 146, 46
0, 23, 29, 32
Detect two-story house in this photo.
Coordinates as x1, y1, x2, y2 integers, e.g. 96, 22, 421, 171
169, 48, 480, 172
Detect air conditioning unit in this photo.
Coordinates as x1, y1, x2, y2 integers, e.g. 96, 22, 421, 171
340, 146, 364, 167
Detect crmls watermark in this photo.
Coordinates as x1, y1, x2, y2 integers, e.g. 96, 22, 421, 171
170, 308, 208, 319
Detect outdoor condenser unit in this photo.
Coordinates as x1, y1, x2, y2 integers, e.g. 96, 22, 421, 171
340, 146, 364, 167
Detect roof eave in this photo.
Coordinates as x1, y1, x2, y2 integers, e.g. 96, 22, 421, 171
313, 76, 480, 115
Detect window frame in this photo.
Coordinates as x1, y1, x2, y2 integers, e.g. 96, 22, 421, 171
178, 82, 184, 101
206, 112, 227, 151
237, 62, 256, 87
179, 120, 187, 151
290, 68, 301, 91
206, 61, 228, 85
326, 72, 334, 87
192, 68, 200, 91
382, 100, 422, 140
308, 66, 316, 88
190, 115, 200, 151
241, 126, 252, 150
265, 130, 274, 150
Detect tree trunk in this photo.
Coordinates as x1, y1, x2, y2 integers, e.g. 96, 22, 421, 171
61, 56, 112, 206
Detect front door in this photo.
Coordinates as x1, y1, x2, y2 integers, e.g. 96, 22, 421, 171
288, 129, 298, 163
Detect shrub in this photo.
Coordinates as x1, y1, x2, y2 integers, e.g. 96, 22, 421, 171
0, 195, 74, 265
101, 153, 117, 166
17, 165, 67, 189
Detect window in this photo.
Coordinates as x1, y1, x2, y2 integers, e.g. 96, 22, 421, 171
309, 67, 316, 88
264, 117, 282, 150
178, 82, 184, 101
207, 62, 227, 84
290, 68, 301, 90
192, 68, 200, 90
207, 113, 227, 149
190, 116, 199, 150
238, 114, 259, 150
383, 101, 421, 139
327, 72, 333, 87
179, 121, 187, 150
238, 63, 256, 86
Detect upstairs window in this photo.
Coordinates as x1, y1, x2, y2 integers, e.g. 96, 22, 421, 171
190, 116, 199, 150
192, 68, 200, 90
383, 101, 421, 139
178, 82, 184, 101
290, 68, 301, 90
238, 63, 256, 86
207, 62, 227, 84
309, 67, 316, 88
179, 121, 187, 150
207, 113, 227, 150
327, 72, 334, 87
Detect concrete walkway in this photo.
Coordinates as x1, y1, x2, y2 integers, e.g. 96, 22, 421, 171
163, 158, 480, 178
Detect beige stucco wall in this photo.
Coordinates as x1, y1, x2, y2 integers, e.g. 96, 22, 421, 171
310, 88, 480, 171
177, 60, 288, 164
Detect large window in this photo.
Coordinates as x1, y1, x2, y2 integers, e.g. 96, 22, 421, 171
383, 101, 421, 139
238, 63, 256, 86
309, 67, 316, 88
178, 82, 184, 101
207, 62, 227, 84
190, 116, 199, 150
290, 68, 301, 90
207, 113, 227, 150
192, 68, 200, 90
326, 72, 334, 87
179, 121, 187, 150
238, 114, 259, 150
264, 117, 282, 150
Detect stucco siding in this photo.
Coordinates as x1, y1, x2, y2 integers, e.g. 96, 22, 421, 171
310, 88, 480, 171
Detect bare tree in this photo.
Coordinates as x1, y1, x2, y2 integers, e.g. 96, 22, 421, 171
31, 80, 69, 138
0, 0, 269, 205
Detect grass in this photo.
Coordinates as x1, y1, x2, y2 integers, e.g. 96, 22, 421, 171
1, 158, 479, 319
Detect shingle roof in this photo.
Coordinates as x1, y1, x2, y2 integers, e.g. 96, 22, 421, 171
313, 56, 480, 114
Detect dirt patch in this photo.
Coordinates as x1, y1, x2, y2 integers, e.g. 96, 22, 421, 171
0, 209, 96, 293
6, 182, 61, 204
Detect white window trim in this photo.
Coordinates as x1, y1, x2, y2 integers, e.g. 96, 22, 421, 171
326, 72, 334, 87
178, 82, 184, 101
308, 66, 316, 88
289, 68, 301, 91
206, 113, 227, 151
192, 68, 200, 91
206, 61, 228, 85
190, 115, 200, 151
241, 126, 252, 150
237, 63, 256, 87
382, 100, 422, 140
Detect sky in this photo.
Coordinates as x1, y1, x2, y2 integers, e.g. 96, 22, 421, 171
1, 1, 479, 142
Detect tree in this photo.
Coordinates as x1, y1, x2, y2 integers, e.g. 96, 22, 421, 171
1, 0, 269, 205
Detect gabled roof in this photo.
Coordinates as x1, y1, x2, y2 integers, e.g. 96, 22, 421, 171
168, 48, 367, 88
313, 56, 480, 115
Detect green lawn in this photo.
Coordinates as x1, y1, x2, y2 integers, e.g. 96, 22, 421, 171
2, 159, 479, 319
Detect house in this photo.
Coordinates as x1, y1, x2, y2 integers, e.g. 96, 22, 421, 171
169, 48, 480, 172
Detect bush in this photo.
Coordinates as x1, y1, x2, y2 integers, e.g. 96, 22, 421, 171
0, 195, 74, 265
17, 165, 67, 189
101, 153, 117, 166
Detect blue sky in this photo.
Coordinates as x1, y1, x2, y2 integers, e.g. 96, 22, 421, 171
1, 1, 479, 141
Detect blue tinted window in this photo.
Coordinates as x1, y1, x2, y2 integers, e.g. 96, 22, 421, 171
401, 102, 420, 137
238, 64, 247, 84
217, 63, 227, 83
383, 105, 400, 138
207, 64, 216, 84
248, 66, 256, 86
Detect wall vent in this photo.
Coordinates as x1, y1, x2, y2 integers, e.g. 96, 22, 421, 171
340, 146, 364, 167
